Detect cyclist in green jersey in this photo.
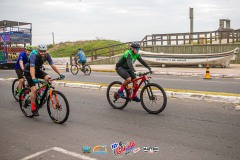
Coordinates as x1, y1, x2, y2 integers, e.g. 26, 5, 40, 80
115, 42, 152, 102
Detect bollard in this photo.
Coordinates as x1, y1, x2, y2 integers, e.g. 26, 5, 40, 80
204, 63, 211, 79
66, 62, 69, 72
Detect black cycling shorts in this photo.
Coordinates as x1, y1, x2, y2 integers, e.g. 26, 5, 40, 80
24, 70, 48, 87
116, 67, 136, 80
15, 69, 24, 79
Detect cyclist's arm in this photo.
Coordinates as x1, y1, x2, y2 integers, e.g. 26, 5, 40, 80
18, 53, 25, 70
137, 57, 151, 70
30, 66, 36, 79
51, 64, 61, 75
46, 53, 61, 75
29, 54, 37, 79
126, 54, 135, 72
19, 60, 24, 70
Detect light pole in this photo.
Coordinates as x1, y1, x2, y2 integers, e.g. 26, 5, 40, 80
189, 7, 193, 44
52, 32, 55, 44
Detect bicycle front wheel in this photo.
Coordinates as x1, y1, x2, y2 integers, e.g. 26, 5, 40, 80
47, 90, 69, 124
140, 83, 167, 114
106, 81, 128, 109
19, 88, 34, 117
70, 65, 79, 75
83, 65, 91, 75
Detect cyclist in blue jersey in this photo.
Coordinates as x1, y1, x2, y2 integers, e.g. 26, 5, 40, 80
14, 45, 33, 94
24, 44, 65, 116
75, 48, 86, 70
115, 42, 152, 102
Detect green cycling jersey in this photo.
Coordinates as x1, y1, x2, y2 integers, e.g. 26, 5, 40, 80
116, 49, 150, 71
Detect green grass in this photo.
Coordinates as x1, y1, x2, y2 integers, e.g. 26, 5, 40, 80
47, 40, 125, 57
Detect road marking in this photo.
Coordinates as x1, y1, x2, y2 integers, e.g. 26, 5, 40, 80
19, 148, 52, 160
83, 74, 240, 84
153, 77, 240, 84
20, 147, 97, 160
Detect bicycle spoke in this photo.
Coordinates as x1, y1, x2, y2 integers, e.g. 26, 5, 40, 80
19, 88, 34, 117
107, 81, 128, 109
140, 83, 167, 114
47, 91, 69, 124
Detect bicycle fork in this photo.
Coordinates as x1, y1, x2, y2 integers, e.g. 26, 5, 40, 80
144, 81, 155, 100
49, 90, 61, 109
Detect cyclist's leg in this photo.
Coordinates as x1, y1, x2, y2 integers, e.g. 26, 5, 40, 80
24, 71, 38, 115
82, 61, 86, 66
128, 70, 140, 102
77, 59, 82, 69
15, 69, 24, 92
128, 70, 138, 89
81, 61, 86, 71
116, 67, 131, 97
37, 70, 49, 81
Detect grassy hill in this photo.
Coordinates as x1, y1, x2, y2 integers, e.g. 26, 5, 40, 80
47, 40, 125, 57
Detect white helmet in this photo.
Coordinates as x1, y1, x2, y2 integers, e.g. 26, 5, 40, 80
38, 44, 47, 51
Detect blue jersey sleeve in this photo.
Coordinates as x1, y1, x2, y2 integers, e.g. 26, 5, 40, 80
46, 53, 54, 65
76, 52, 81, 58
18, 52, 26, 62
30, 54, 37, 67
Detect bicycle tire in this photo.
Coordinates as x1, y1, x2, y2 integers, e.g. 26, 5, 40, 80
83, 64, 91, 75
47, 90, 70, 124
70, 65, 79, 75
106, 81, 129, 109
19, 88, 34, 117
12, 79, 26, 101
140, 83, 167, 114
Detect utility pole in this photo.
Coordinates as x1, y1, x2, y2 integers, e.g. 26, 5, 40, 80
52, 32, 55, 44
189, 7, 193, 44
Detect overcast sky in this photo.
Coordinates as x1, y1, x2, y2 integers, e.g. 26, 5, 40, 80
1, 0, 240, 45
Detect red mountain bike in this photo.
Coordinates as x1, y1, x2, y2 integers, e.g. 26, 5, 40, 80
107, 71, 167, 114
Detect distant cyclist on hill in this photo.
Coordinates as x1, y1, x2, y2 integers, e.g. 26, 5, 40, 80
75, 48, 86, 70
115, 42, 152, 102
14, 45, 33, 94
24, 44, 65, 116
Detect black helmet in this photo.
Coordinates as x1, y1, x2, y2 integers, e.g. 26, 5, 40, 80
130, 42, 140, 48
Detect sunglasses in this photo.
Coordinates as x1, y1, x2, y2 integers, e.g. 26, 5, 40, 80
39, 50, 46, 53
135, 48, 140, 51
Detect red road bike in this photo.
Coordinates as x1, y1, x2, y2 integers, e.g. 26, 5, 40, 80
107, 71, 167, 114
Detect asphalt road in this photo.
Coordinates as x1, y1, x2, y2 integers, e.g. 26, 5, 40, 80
0, 80, 240, 160
1, 69, 240, 94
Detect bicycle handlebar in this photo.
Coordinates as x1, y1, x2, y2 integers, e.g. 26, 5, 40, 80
38, 77, 63, 84
135, 71, 152, 76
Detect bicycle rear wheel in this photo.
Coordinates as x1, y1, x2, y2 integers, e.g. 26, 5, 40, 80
70, 65, 79, 75
106, 81, 129, 109
47, 90, 69, 124
140, 83, 167, 114
12, 79, 26, 101
19, 88, 34, 117
83, 65, 91, 75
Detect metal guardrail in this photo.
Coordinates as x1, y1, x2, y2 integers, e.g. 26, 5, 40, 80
141, 29, 240, 47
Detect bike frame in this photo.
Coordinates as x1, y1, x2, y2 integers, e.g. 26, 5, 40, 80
36, 79, 59, 108
127, 74, 151, 100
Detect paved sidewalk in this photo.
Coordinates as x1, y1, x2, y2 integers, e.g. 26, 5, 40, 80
48, 64, 240, 78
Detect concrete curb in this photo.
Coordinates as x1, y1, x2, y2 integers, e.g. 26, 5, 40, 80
56, 82, 240, 105
1, 78, 240, 106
